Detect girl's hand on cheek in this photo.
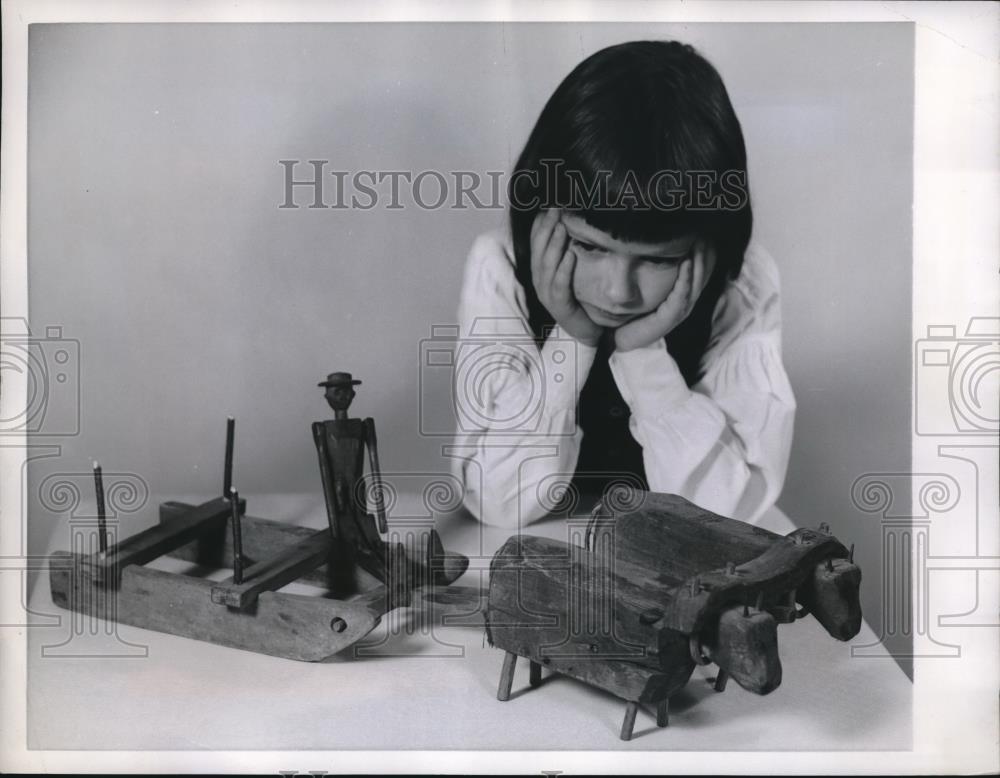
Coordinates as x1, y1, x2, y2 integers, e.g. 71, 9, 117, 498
613, 239, 712, 352
531, 209, 604, 347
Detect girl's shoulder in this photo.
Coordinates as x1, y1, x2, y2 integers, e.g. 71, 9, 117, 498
466, 226, 517, 276
460, 226, 527, 319
707, 241, 784, 356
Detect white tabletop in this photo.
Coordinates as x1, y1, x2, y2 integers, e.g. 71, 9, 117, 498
27, 493, 911, 751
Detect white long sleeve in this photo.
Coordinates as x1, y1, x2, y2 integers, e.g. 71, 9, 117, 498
449, 230, 597, 529
450, 228, 796, 528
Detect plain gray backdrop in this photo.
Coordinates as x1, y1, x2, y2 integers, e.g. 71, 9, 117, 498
26, 23, 914, 672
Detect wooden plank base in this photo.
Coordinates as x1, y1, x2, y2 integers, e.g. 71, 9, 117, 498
49, 551, 389, 661
211, 529, 332, 610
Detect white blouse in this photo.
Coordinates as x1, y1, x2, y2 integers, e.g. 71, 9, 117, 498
449, 226, 796, 529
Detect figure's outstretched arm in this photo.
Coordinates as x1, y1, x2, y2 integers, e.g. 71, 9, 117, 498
363, 417, 387, 533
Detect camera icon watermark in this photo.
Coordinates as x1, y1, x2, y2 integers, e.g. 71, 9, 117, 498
0, 318, 81, 437
915, 317, 999, 436
418, 317, 579, 437
39, 468, 150, 658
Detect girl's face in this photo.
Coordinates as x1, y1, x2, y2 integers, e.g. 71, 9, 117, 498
560, 212, 709, 328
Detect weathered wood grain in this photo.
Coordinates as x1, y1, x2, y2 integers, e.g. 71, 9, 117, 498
662, 528, 849, 634
82, 497, 242, 585
702, 606, 782, 695
161, 501, 467, 594
487, 535, 683, 670
211, 529, 333, 609
589, 490, 780, 586
50, 551, 388, 661
798, 558, 863, 641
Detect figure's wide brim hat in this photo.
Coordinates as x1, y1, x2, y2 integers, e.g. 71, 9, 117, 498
318, 371, 362, 387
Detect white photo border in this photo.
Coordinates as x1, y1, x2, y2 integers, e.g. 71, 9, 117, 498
1, 1, 997, 774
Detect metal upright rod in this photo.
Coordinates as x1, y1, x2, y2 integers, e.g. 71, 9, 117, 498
230, 487, 244, 584
223, 416, 235, 500
93, 460, 107, 553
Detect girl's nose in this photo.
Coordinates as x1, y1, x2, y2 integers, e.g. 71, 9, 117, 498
604, 258, 640, 306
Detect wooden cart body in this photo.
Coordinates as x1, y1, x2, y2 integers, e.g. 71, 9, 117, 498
486, 490, 861, 739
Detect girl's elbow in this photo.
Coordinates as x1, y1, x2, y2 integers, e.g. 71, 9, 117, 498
465, 482, 546, 530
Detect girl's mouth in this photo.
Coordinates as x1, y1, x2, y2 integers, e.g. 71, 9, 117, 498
585, 303, 637, 322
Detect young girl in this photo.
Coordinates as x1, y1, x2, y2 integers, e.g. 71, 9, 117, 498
451, 40, 796, 529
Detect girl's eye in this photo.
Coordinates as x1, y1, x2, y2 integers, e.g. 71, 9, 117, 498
644, 255, 685, 267
644, 247, 694, 267
569, 237, 600, 253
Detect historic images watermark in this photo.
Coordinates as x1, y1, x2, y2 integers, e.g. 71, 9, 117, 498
277, 159, 750, 212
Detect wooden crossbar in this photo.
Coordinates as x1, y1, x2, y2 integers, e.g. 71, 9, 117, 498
210, 528, 333, 610
81, 496, 243, 585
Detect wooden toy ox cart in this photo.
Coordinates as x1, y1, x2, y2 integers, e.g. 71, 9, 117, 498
486, 490, 861, 740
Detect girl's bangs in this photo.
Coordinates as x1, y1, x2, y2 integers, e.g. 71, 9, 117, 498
557, 159, 716, 245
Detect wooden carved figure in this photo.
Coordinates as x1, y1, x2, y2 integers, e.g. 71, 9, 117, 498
311, 372, 390, 589
311, 372, 468, 594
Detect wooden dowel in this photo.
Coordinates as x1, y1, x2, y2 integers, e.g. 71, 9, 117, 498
497, 651, 517, 701
223, 416, 235, 500
230, 487, 244, 584
656, 699, 669, 727
714, 668, 729, 692
620, 701, 639, 741
529, 660, 542, 688
93, 461, 107, 553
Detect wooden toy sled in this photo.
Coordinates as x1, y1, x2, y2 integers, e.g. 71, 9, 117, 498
49, 375, 469, 661
486, 490, 862, 740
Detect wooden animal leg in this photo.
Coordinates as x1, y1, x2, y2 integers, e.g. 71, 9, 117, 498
620, 701, 639, 741
714, 668, 729, 692
529, 660, 542, 688
656, 699, 669, 728
497, 651, 518, 701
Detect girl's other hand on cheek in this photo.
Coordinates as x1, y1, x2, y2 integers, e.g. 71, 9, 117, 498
530, 209, 604, 347
613, 239, 713, 352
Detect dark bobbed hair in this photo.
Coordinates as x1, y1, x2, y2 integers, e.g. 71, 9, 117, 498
509, 40, 753, 385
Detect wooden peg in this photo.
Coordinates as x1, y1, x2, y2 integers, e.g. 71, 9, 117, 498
93, 460, 107, 553
529, 660, 542, 688
713, 668, 729, 692
755, 591, 765, 611
849, 543, 855, 564
230, 487, 244, 584
223, 416, 235, 500
497, 651, 517, 701
656, 699, 669, 727
620, 701, 639, 741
